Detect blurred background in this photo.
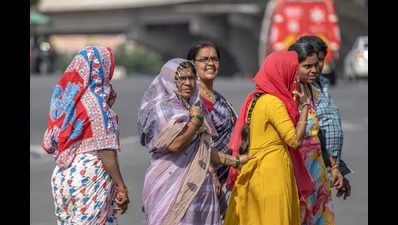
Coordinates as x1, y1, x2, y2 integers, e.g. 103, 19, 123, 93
30, 1, 368, 225
30, 0, 367, 83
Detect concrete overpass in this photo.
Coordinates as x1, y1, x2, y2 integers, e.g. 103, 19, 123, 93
34, 0, 267, 76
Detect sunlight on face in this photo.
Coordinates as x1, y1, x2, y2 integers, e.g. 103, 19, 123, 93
298, 53, 319, 84
194, 46, 220, 82
175, 67, 196, 100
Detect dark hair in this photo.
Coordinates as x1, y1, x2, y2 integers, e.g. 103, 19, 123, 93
288, 41, 317, 63
296, 35, 328, 55
239, 93, 263, 154
175, 60, 197, 78
186, 40, 221, 61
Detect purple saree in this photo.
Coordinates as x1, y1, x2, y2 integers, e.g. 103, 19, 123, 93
137, 58, 221, 225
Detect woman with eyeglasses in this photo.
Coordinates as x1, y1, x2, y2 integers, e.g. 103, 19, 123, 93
137, 58, 254, 225
187, 41, 238, 220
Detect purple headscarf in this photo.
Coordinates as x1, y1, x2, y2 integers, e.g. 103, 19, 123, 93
137, 58, 219, 225
137, 58, 202, 150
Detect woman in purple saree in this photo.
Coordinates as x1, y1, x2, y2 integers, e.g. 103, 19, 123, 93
137, 58, 253, 225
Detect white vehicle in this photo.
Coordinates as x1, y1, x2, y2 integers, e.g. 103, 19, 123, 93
343, 36, 368, 79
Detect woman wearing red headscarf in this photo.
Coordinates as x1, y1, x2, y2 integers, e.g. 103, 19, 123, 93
41, 46, 129, 224
223, 51, 314, 225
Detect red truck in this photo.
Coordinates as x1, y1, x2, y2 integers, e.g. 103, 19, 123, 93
259, 0, 341, 85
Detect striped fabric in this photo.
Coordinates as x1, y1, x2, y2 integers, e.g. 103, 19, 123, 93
178, 170, 220, 225
203, 91, 237, 220
142, 135, 220, 225
207, 91, 237, 183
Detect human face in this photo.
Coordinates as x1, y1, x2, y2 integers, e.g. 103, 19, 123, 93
194, 46, 220, 82
298, 53, 319, 84
316, 51, 326, 75
175, 67, 196, 100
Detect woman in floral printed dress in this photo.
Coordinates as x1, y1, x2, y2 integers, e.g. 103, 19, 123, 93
288, 41, 344, 225
41, 46, 129, 225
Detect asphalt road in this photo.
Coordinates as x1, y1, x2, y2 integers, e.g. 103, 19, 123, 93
30, 75, 368, 225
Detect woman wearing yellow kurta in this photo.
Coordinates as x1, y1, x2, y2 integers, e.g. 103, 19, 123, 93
224, 51, 315, 225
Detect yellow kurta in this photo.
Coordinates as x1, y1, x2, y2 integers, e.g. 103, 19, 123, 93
224, 94, 300, 225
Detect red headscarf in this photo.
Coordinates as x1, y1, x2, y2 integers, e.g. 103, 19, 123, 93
41, 46, 119, 170
226, 51, 315, 200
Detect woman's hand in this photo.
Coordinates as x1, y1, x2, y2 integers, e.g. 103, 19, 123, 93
189, 106, 203, 127
330, 167, 344, 189
237, 154, 256, 168
114, 189, 129, 214
190, 106, 203, 117
212, 174, 221, 197
98, 149, 129, 214
209, 166, 221, 197
336, 177, 351, 200
292, 82, 309, 105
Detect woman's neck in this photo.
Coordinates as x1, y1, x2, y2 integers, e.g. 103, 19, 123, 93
175, 91, 191, 108
200, 80, 214, 92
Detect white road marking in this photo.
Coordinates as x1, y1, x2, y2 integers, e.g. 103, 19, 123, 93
30, 144, 47, 158
120, 136, 140, 145
31, 120, 365, 158
342, 121, 366, 132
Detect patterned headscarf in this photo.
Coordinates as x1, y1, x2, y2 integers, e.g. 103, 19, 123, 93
41, 46, 119, 170
137, 58, 203, 151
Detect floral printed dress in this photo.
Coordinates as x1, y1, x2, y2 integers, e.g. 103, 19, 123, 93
51, 152, 119, 225
298, 87, 335, 225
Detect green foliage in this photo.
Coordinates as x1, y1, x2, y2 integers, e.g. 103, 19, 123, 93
54, 43, 163, 76
114, 43, 163, 76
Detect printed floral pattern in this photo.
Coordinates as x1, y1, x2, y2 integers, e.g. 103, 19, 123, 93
299, 102, 335, 225
51, 153, 119, 225
42, 46, 119, 170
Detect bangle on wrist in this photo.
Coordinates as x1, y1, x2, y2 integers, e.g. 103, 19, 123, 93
116, 186, 128, 194
190, 120, 201, 127
191, 114, 203, 123
234, 156, 240, 168
330, 164, 338, 170
299, 103, 310, 110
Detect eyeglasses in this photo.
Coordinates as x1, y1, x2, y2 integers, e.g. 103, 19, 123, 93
195, 56, 220, 63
